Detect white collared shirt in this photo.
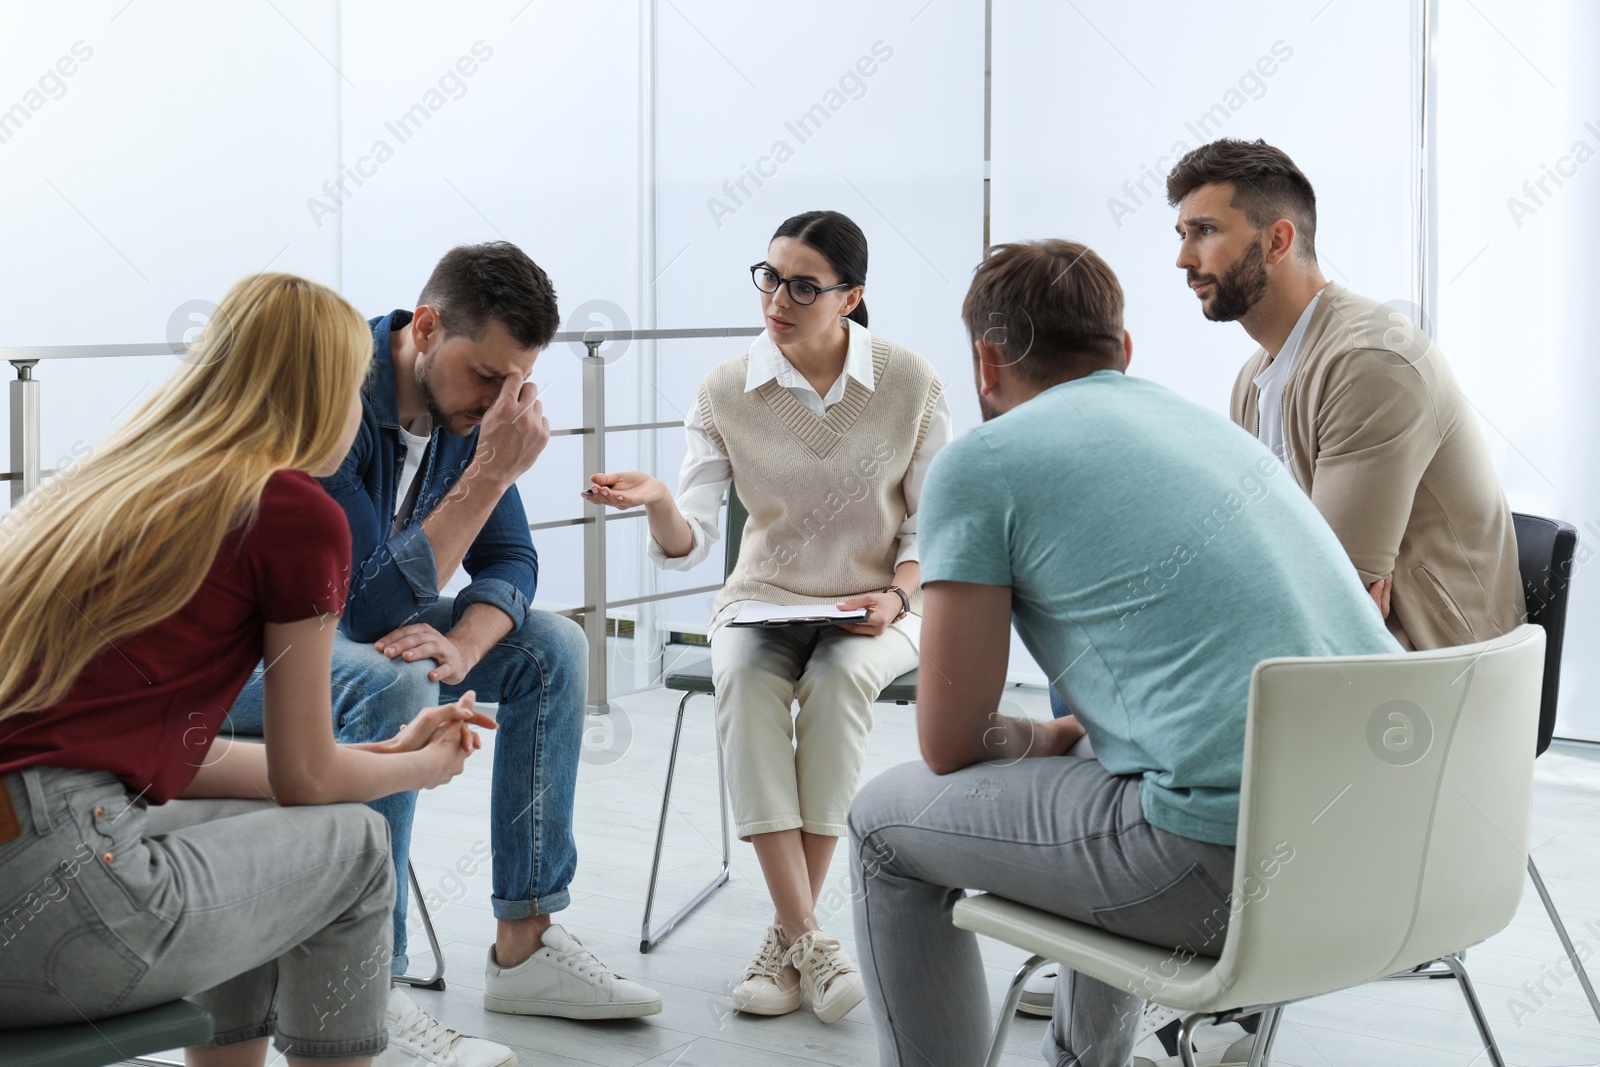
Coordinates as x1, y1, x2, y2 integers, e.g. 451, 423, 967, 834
1253, 289, 1324, 467
648, 319, 953, 579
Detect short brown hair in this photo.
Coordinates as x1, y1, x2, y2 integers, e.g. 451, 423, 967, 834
961, 240, 1125, 385
1165, 139, 1318, 261
418, 241, 560, 349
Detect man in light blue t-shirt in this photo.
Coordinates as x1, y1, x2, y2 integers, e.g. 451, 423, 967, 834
847, 239, 1398, 1067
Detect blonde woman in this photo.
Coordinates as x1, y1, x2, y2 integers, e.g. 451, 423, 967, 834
0, 274, 487, 1067
588, 210, 950, 1025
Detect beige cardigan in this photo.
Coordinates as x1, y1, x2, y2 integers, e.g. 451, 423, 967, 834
1230, 282, 1523, 650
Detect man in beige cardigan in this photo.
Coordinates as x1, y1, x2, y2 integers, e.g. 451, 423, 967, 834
1167, 138, 1522, 651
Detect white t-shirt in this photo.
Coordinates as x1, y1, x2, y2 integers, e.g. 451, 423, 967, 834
1253, 289, 1323, 466
392, 418, 433, 533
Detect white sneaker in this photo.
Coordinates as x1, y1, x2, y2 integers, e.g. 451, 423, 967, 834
377, 989, 516, 1067
785, 930, 865, 1024
483, 924, 662, 1019
1131, 1003, 1253, 1067
731, 924, 802, 1016
1018, 965, 1058, 1017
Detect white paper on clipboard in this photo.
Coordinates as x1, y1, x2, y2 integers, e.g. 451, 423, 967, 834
728, 602, 870, 628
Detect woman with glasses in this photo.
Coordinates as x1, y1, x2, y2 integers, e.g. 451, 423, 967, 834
587, 210, 950, 1026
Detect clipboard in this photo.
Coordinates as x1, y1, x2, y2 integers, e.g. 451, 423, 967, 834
728, 602, 870, 628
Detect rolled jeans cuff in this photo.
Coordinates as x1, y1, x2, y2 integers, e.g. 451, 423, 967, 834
207, 1021, 276, 1048
492, 890, 570, 921
273, 1032, 388, 1061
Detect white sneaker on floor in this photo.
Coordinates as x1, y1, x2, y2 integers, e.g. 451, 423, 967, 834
786, 930, 865, 1024
483, 924, 663, 1019
731, 923, 802, 1016
1131, 1004, 1253, 1067
377, 989, 516, 1067
1018, 965, 1058, 1017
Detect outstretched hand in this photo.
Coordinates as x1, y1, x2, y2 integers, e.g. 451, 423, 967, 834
583, 471, 667, 510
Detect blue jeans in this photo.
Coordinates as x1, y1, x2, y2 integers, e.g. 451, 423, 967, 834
1050, 686, 1072, 720
227, 599, 587, 975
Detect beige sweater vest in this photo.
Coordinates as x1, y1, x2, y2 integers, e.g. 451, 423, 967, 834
698, 336, 943, 619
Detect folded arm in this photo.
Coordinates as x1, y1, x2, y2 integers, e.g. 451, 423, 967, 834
917, 580, 1083, 775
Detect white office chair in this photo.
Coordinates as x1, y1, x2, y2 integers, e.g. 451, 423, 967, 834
955, 625, 1547, 1067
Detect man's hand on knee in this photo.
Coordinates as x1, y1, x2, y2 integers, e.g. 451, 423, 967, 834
375, 622, 477, 685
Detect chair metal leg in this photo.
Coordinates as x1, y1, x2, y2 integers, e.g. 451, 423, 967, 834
1246, 1006, 1281, 1067
394, 860, 446, 990
1441, 953, 1509, 1067
1528, 854, 1600, 1026
639, 691, 730, 953
982, 954, 1051, 1067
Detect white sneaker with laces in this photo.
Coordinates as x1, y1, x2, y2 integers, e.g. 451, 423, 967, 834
785, 930, 865, 1024
483, 924, 663, 1019
1018, 965, 1058, 1017
1131, 1003, 1253, 1067
376, 988, 516, 1067
731, 924, 802, 1016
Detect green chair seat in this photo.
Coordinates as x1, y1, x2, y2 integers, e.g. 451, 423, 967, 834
0, 1000, 214, 1067
663, 658, 715, 694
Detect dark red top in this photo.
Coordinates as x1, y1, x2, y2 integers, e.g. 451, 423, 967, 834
0, 471, 350, 802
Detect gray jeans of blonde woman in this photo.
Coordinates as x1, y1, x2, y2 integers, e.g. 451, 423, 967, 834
0, 766, 395, 1060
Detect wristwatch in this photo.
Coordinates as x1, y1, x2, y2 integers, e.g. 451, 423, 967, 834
883, 585, 911, 623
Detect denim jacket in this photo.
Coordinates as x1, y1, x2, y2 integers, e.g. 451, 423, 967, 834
318, 310, 538, 643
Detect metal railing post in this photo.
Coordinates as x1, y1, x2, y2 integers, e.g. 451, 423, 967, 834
582, 341, 610, 716
10, 361, 40, 504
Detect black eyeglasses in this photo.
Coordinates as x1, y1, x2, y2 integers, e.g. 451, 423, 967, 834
750, 263, 854, 306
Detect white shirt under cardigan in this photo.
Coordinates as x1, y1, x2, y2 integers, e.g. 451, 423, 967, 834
1252, 288, 1323, 467
648, 320, 953, 635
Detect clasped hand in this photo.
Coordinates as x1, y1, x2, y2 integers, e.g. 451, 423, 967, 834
382, 690, 497, 787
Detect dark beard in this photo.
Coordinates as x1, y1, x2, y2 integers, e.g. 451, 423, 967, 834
415, 354, 454, 432
978, 393, 999, 422
1195, 239, 1269, 322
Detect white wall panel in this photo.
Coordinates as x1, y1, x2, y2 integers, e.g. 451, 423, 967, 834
990, 0, 1417, 682
1435, 0, 1600, 739
0, 0, 341, 487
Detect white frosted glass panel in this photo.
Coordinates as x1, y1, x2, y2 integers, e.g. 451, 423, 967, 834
0, 0, 340, 489
652, 0, 985, 633
992, 0, 1415, 412
1435, 0, 1600, 739
338, 0, 642, 613
991, 0, 1416, 682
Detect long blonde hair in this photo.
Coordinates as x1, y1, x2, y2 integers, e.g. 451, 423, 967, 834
0, 273, 372, 721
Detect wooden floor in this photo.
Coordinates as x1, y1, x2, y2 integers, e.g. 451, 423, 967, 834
393, 655, 1600, 1067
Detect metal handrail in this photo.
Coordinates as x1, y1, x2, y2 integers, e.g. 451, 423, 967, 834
3, 324, 764, 716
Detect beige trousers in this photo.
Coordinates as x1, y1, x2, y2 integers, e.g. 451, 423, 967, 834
710, 621, 918, 839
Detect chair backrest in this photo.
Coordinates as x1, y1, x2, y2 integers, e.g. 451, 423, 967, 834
1207, 625, 1545, 1006
1512, 512, 1577, 757
725, 483, 749, 579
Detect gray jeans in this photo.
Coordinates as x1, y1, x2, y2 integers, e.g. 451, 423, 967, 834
0, 767, 395, 1059
848, 757, 1237, 1067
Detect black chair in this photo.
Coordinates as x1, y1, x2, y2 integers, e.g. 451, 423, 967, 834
638, 485, 919, 952
1510, 513, 1597, 1029
0, 1000, 213, 1067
